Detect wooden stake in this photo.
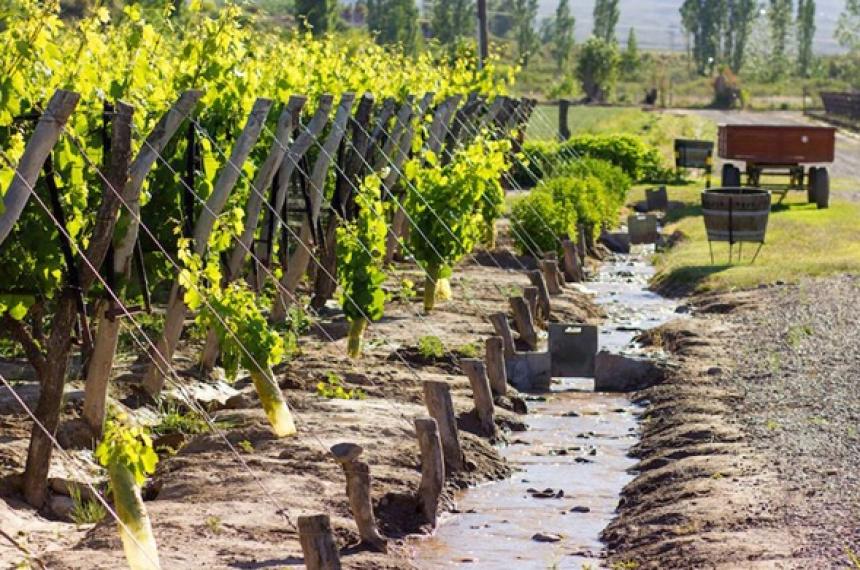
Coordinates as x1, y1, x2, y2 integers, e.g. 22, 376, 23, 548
422, 381, 464, 474
526, 270, 551, 323
298, 514, 341, 570
330, 443, 387, 552
540, 260, 563, 295
561, 239, 583, 282
461, 359, 497, 438
509, 296, 538, 350
414, 418, 444, 527
485, 336, 507, 396
488, 312, 515, 357
523, 286, 539, 325
0, 90, 80, 245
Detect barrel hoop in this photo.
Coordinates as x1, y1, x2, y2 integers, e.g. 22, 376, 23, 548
702, 209, 770, 217
706, 230, 766, 238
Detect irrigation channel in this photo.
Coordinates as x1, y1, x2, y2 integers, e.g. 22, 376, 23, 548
412, 247, 680, 568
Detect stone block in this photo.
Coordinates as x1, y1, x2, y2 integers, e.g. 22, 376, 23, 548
505, 351, 552, 392
594, 351, 663, 392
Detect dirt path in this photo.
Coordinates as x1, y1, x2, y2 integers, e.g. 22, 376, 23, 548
605, 279, 860, 568
682, 109, 860, 196
0, 252, 600, 569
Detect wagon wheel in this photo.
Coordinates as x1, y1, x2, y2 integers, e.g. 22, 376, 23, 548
807, 167, 819, 203
746, 166, 760, 187
813, 168, 830, 209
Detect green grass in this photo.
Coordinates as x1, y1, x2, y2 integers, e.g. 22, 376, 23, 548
651, 184, 860, 292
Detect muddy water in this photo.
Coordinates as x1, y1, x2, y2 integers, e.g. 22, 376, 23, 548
412, 251, 679, 568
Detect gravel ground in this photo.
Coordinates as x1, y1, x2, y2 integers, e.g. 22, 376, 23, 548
723, 275, 860, 563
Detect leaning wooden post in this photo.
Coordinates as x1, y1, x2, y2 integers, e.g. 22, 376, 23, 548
330, 443, 387, 553
488, 312, 515, 356
0, 90, 81, 245
141, 97, 274, 397
523, 286, 539, 325
485, 336, 507, 396
414, 418, 444, 527
422, 381, 464, 474
526, 270, 551, 323
509, 296, 538, 350
298, 515, 341, 570
461, 359, 497, 438
81, 101, 134, 437
540, 260, 563, 295
561, 239, 583, 282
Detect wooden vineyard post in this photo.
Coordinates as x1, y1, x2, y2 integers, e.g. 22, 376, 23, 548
523, 286, 539, 325
488, 312, 515, 357
266, 93, 354, 324
0, 90, 81, 245
561, 239, 583, 282
510, 296, 538, 350
80, 102, 134, 436
485, 336, 507, 396
414, 418, 444, 527
84, 90, 202, 424
330, 443, 387, 553
383, 92, 435, 263
461, 359, 497, 438
540, 260, 563, 295
527, 270, 552, 322
422, 381, 464, 475
140, 98, 274, 397
298, 515, 342, 570
311, 94, 375, 309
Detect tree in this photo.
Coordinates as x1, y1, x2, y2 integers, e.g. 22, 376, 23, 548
488, 0, 514, 37
511, 0, 539, 66
621, 27, 640, 77
796, 0, 816, 76
432, 0, 475, 46
593, 0, 620, 43
768, 0, 793, 77
294, 0, 338, 35
836, 0, 860, 52
680, 0, 725, 75
726, 0, 758, 72
576, 37, 620, 102
367, 0, 419, 52
551, 0, 575, 71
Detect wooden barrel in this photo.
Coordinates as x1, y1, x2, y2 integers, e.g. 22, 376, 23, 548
701, 187, 771, 244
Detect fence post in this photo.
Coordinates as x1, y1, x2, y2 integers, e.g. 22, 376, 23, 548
298, 514, 342, 570
330, 442, 387, 552
423, 380, 464, 474
414, 418, 444, 527
558, 99, 571, 141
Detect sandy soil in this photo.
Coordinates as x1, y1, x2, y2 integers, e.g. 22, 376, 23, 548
605, 278, 860, 569
0, 250, 600, 569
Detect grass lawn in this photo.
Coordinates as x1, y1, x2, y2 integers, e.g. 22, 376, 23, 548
648, 182, 860, 293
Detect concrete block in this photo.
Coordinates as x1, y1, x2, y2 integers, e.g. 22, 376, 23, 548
548, 323, 598, 378
599, 230, 631, 254
505, 351, 552, 392
594, 351, 663, 392
628, 214, 659, 245
645, 186, 669, 211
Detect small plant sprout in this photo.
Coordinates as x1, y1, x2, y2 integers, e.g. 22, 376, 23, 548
417, 335, 446, 359
316, 372, 366, 400
69, 485, 107, 525
95, 417, 160, 570
238, 440, 254, 454
336, 174, 387, 357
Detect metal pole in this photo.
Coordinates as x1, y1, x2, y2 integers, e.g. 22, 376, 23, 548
477, 0, 489, 69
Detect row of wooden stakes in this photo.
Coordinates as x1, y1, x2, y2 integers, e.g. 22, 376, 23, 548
299, 239, 586, 569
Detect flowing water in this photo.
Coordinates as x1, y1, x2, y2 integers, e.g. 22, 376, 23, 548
412, 249, 679, 569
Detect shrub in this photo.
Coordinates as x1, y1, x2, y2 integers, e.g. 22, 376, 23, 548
562, 133, 660, 180
417, 335, 446, 359
509, 191, 576, 255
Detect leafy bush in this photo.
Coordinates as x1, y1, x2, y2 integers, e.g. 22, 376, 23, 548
316, 372, 366, 400
562, 133, 661, 180
509, 191, 576, 255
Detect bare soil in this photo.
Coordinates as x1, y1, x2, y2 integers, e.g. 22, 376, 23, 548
0, 251, 600, 569
605, 277, 860, 569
